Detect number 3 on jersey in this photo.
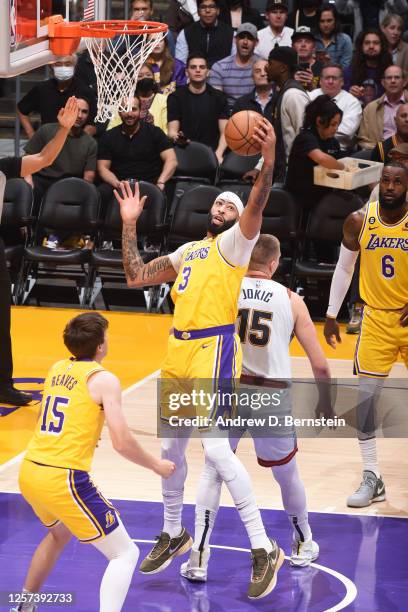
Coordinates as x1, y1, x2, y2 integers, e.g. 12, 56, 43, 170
177, 266, 192, 292
40, 395, 69, 434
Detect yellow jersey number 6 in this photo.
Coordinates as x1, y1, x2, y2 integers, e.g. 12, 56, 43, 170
40, 395, 69, 434
177, 266, 192, 292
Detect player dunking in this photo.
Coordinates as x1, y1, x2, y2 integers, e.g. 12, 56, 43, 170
116, 119, 285, 599
12, 313, 174, 612
181, 235, 331, 581
324, 163, 408, 507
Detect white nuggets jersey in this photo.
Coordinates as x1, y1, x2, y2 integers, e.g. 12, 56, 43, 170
237, 277, 294, 379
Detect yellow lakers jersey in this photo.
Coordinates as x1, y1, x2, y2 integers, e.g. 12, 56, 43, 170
171, 235, 247, 330
359, 201, 408, 309
26, 359, 105, 472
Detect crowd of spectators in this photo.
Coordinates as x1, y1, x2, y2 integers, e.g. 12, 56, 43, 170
9, 0, 408, 326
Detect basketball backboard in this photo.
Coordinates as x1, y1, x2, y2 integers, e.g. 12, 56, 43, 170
0, 0, 105, 77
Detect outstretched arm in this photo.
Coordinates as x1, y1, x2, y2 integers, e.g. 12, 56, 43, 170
323, 210, 364, 348
115, 181, 178, 288
20, 97, 78, 177
239, 119, 276, 240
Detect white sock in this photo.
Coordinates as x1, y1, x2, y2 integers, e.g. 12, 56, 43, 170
193, 460, 222, 551
92, 521, 139, 612
358, 438, 380, 478
272, 460, 312, 542
161, 432, 191, 538
202, 436, 271, 552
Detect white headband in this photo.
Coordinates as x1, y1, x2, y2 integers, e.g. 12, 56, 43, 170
215, 191, 245, 216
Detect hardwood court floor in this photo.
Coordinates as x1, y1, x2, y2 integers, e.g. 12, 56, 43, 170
0, 306, 407, 519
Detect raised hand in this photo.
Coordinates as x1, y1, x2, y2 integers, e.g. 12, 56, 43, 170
114, 180, 147, 226
251, 118, 276, 167
57, 96, 78, 130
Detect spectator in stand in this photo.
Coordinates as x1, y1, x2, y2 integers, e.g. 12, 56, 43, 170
309, 63, 362, 154
167, 54, 229, 162
292, 26, 323, 92
357, 65, 408, 149
23, 97, 97, 215
97, 95, 177, 213
147, 37, 187, 95
285, 95, 344, 261
129, 0, 176, 55
314, 4, 352, 69
370, 103, 408, 162
288, 0, 322, 31
165, 0, 218, 39
257, 0, 294, 60
75, 50, 97, 93
218, 0, 265, 30
381, 14, 408, 72
344, 29, 393, 104
233, 59, 275, 122
17, 55, 97, 138
245, 46, 309, 183
335, 0, 408, 41
209, 23, 260, 111
175, 0, 235, 67
108, 65, 168, 133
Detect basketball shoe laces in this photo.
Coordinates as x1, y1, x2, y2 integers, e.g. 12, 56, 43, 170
150, 533, 170, 558
251, 549, 268, 581
355, 472, 377, 494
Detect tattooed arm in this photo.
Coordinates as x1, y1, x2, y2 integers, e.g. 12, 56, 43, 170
239, 119, 276, 240
116, 181, 178, 288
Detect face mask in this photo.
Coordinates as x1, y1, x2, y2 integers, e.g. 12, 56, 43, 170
137, 77, 155, 93
53, 65, 75, 81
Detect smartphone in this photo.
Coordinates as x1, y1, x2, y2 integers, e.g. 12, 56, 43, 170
297, 62, 310, 71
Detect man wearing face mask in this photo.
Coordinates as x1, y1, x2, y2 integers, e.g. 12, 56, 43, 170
17, 55, 97, 138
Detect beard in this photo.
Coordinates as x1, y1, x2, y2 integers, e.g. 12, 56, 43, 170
207, 213, 236, 235
379, 190, 407, 210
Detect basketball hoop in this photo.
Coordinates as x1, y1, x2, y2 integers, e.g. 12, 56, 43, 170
48, 15, 168, 122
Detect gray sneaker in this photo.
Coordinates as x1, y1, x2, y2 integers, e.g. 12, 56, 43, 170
347, 471, 386, 508
248, 539, 285, 599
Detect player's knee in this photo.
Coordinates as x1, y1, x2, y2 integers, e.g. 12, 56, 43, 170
203, 443, 237, 482
49, 522, 72, 548
125, 541, 140, 568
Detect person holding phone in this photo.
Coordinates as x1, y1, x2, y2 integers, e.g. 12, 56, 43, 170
292, 26, 324, 91
315, 3, 352, 69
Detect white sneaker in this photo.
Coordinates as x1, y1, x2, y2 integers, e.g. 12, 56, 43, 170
180, 548, 210, 582
290, 538, 319, 567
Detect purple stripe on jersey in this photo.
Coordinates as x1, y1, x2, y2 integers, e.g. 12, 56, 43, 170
215, 333, 236, 423
70, 470, 119, 541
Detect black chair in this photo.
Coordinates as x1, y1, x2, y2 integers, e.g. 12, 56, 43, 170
1, 179, 33, 302
293, 191, 363, 286
20, 178, 100, 306
173, 142, 219, 184
218, 150, 260, 184
88, 181, 167, 310
167, 185, 222, 252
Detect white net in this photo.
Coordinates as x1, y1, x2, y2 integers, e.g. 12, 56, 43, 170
83, 24, 166, 123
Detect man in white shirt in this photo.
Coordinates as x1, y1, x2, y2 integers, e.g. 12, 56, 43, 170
309, 63, 362, 153
257, 0, 294, 60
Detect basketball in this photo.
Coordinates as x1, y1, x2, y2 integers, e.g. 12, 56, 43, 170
225, 110, 264, 156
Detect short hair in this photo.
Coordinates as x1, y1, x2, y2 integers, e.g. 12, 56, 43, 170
53, 54, 78, 66
320, 63, 344, 78
249, 234, 281, 269
63, 313, 109, 359
76, 96, 91, 110
186, 54, 208, 68
197, 0, 220, 6
381, 13, 404, 30
131, 0, 153, 8
382, 162, 408, 178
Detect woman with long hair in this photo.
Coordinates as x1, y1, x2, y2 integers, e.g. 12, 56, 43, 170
218, 0, 264, 31
344, 28, 393, 104
381, 14, 408, 71
147, 37, 187, 95
285, 95, 345, 261
314, 3, 352, 68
